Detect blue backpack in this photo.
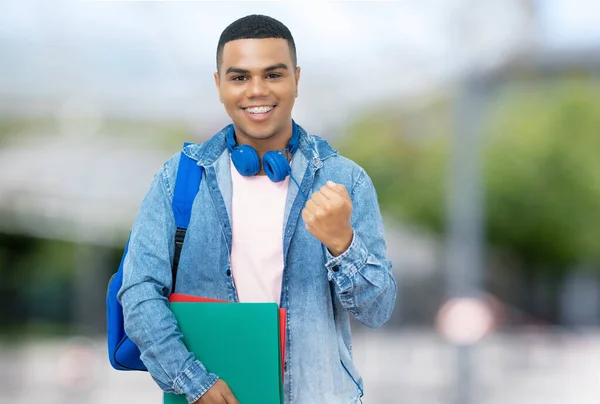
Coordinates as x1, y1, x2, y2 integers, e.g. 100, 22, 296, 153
106, 144, 202, 371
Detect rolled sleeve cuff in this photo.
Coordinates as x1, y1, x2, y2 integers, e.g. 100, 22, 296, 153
174, 359, 219, 404
325, 231, 369, 286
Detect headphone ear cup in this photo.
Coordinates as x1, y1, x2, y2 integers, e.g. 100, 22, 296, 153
263, 151, 291, 182
231, 145, 260, 176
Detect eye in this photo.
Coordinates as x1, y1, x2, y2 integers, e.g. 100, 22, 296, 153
231, 76, 247, 82
267, 73, 282, 79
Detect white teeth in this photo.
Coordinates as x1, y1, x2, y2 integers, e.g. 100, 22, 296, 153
245, 106, 273, 114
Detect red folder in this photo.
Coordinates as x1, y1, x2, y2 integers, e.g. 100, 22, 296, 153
169, 293, 286, 379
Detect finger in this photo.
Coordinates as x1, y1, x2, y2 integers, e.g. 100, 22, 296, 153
319, 185, 342, 202
225, 396, 240, 404
302, 207, 316, 226
310, 190, 328, 207
323, 184, 350, 207
327, 181, 351, 202
222, 387, 240, 404
335, 185, 351, 201
304, 199, 319, 214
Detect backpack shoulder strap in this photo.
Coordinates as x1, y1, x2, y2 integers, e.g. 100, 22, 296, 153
171, 142, 202, 292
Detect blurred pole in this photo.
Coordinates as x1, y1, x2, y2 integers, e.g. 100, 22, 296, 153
445, 73, 487, 404
73, 243, 110, 335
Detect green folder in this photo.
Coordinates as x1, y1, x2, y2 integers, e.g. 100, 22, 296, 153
164, 302, 283, 404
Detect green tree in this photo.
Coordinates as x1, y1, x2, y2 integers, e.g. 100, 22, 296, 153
338, 111, 449, 234
339, 78, 600, 274
484, 79, 600, 272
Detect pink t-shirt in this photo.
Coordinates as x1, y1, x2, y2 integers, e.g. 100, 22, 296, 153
230, 160, 289, 305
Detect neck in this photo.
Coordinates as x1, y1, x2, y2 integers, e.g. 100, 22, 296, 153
234, 122, 293, 157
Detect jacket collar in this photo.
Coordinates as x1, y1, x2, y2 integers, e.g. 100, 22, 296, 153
182, 122, 338, 168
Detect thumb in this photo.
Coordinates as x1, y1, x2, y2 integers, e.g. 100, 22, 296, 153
326, 180, 350, 201
224, 392, 240, 404
222, 385, 239, 404
326, 180, 342, 191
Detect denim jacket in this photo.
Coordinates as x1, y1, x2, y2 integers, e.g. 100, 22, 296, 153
118, 123, 397, 404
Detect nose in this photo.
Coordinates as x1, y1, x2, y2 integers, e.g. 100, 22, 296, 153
246, 76, 269, 98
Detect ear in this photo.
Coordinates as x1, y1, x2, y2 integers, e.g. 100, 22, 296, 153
214, 72, 223, 103
295, 66, 301, 97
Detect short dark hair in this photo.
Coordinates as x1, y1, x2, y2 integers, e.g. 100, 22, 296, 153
216, 14, 297, 73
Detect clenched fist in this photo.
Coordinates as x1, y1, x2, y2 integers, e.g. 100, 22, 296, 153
302, 181, 353, 257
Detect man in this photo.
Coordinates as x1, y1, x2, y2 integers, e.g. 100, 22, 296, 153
119, 14, 397, 404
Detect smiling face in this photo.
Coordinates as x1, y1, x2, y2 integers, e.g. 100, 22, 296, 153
214, 38, 300, 153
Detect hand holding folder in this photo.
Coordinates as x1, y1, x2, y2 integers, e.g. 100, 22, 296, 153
193, 379, 239, 404
164, 294, 286, 404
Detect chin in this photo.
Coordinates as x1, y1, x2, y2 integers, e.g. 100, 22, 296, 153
247, 130, 277, 141
240, 122, 278, 140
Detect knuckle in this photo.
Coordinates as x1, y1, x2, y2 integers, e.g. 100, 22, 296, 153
302, 211, 313, 222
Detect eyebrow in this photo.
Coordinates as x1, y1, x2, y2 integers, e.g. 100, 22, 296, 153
225, 63, 289, 75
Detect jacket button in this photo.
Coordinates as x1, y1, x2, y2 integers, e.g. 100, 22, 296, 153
332, 265, 340, 272
226, 269, 231, 276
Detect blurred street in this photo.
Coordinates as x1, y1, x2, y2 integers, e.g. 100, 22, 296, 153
1, 328, 599, 404
2, 1, 600, 404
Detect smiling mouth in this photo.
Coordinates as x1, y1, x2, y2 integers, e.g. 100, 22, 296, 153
243, 105, 275, 114
242, 105, 276, 122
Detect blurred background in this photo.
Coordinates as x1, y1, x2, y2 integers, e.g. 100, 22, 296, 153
1, 0, 599, 403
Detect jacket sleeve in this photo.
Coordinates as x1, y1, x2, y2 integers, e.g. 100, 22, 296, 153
118, 161, 219, 403
324, 168, 398, 328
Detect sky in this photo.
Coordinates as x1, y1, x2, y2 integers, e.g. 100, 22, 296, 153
0, 0, 528, 129
0, 0, 598, 131
537, 0, 600, 49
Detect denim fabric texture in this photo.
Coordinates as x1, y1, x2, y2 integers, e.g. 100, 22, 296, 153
118, 123, 397, 404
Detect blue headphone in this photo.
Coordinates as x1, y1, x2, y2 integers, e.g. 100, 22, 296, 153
226, 120, 300, 183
